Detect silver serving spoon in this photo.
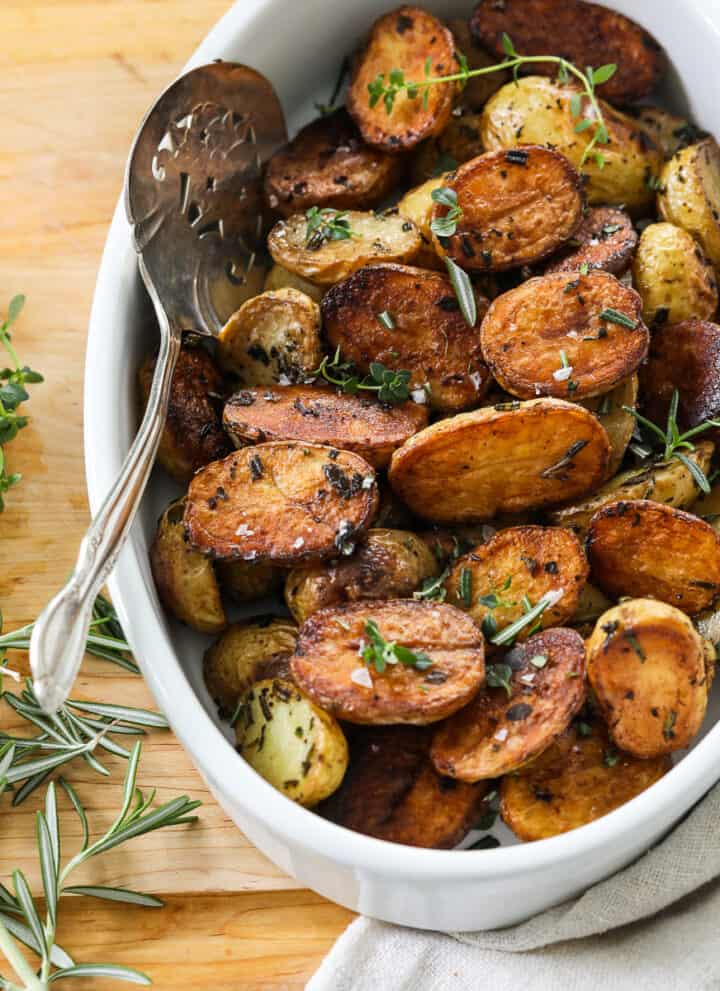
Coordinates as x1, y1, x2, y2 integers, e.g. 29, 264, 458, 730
30, 62, 287, 713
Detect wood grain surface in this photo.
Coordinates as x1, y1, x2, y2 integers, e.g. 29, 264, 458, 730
0, 2, 353, 986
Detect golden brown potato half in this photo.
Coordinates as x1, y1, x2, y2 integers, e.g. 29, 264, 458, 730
347, 6, 456, 151
658, 139, 720, 270
578, 375, 638, 478
149, 499, 225, 634
640, 320, 720, 431
587, 499, 720, 614
446, 18, 510, 111
480, 77, 664, 214
203, 619, 298, 717
500, 720, 671, 841
397, 174, 448, 269
635, 107, 708, 161
480, 271, 648, 401
234, 679, 348, 806
432, 147, 584, 272
445, 525, 587, 637
544, 208, 638, 276
222, 384, 428, 469
291, 600, 485, 725
184, 442, 378, 565
431, 628, 586, 781
215, 559, 282, 605
470, 0, 664, 103
389, 398, 610, 523
138, 343, 228, 486
410, 108, 485, 185
285, 529, 438, 625
632, 223, 718, 326
321, 263, 491, 412
319, 725, 489, 847
263, 263, 324, 302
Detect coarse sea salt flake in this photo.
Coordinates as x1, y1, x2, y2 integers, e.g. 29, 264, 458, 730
411, 388, 427, 405
520, 673, 536, 685
553, 365, 573, 382
235, 524, 254, 537
494, 727, 509, 742
351, 666, 373, 689
293, 537, 305, 549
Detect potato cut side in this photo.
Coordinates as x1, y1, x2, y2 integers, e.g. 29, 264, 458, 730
578, 375, 638, 478
658, 139, 720, 270
444, 526, 588, 638
321, 263, 491, 412
388, 398, 610, 523
544, 207, 638, 276
285, 529, 439, 625
184, 442, 378, 564
234, 679, 348, 806
480, 271, 648, 400
215, 558, 282, 604
290, 600, 485, 725
397, 174, 449, 269
347, 6, 456, 151
640, 320, 720, 431
587, 499, 720, 614
632, 223, 718, 326
319, 725, 489, 848
445, 18, 510, 111
431, 628, 586, 781
268, 210, 422, 286
432, 147, 584, 272
635, 106, 706, 160
223, 384, 428, 469
263, 263, 324, 302
410, 108, 485, 185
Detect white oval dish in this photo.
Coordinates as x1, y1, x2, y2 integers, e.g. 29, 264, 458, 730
85, 0, 720, 931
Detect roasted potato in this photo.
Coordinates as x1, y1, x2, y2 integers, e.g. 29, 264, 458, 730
544, 207, 638, 276
389, 398, 610, 523
431, 147, 585, 272
480, 271, 648, 401
290, 600, 485, 725
319, 725, 489, 847
285, 529, 438, 624
215, 559, 282, 604
571, 581, 613, 627
203, 619, 298, 717
263, 263, 324, 303
223, 384, 428, 469
587, 499, 720, 614
635, 107, 708, 160
640, 320, 720, 431
500, 720, 671, 841
321, 263, 491, 412
431, 628, 586, 781
347, 6, 456, 151
444, 526, 588, 637
445, 18, 510, 111
268, 210, 422, 286
480, 77, 664, 213
397, 174, 448, 269
578, 375, 638, 478
149, 499, 225, 634
632, 223, 718, 326
587, 599, 709, 757
184, 442, 378, 565
658, 139, 720, 270
139, 343, 229, 485
410, 108, 485, 185
234, 679, 348, 806
217, 288, 322, 385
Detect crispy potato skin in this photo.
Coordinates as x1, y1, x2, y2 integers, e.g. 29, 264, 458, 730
138, 345, 229, 485
291, 600, 485, 725
263, 264, 324, 302
587, 499, 720, 614
470, 0, 664, 103
431, 628, 586, 781
215, 558, 282, 604
658, 139, 720, 270
500, 721, 671, 841
389, 399, 610, 523
319, 725, 489, 847
480, 271, 648, 400
184, 442, 378, 565
433, 147, 584, 272
544, 208, 638, 276
264, 109, 404, 217
347, 6, 456, 151
635, 107, 706, 160
410, 109, 486, 185
480, 77, 664, 213
578, 375, 638, 478
223, 384, 427, 469
640, 320, 720, 430
321, 263, 491, 412
446, 18, 510, 111
285, 529, 438, 625
445, 526, 588, 636
397, 174, 448, 269
633, 223, 718, 326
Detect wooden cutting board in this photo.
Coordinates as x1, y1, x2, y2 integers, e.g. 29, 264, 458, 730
0, 2, 353, 986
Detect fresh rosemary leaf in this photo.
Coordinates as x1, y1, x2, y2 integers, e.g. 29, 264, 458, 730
491, 590, 562, 646
444, 256, 476, 327
63, 885, 164, 908
50, 963, 152, 985
598, 307, 638, 329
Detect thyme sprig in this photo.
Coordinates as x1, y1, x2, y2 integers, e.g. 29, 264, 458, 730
310, 347, 412, 404
430, 186, 463, 239
361, 620, 433, 674
305, 207, 357, 249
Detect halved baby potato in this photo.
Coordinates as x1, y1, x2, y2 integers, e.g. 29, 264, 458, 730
409, 108, 485, 185
290, 600, 485, 725
397, 174, 449, 269
480, 271, 649, 400
184, 442, 378, 564
222, 384, 428, 469
587, 499, 720, 614
587, 599, 709, 757
234, 679, 348, 806
635, 106, 706, 160
388, 398, 610, 523
640, 320, 720, 431
658, 139, 720, 269
578, 375, 638, 478
544, 207, 638, 276
431, 147, 584, 271
431, 628, 586, 781
632, 222, 718, 326
321, 263, 491, 412
445, 17, 510, 111
347, 6, 456, 151
263, 263, 324, 303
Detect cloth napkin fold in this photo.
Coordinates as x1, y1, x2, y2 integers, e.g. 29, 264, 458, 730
308, 781, 720, 991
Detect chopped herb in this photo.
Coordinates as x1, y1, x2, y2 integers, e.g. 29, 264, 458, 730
506, 702, 533, 721
459, 567, 473, 607
624, 629, 646, 662
414, 567, 450, 602
444, 256, 477, 327
305, 206, 357, 248
603, 748, 619, 767
249, 454, 264, 481
481, 613, 498, 639
540, 440, 589, 479
491, 590, 561, 646
505, 149, 529, 165
430, 186, 464, 238
486, 663, 513, 697
576, 721, 593, 737
663, 709, 677, 740
530, 654, 548, 669
361, 619, 434, 674
376, 310, 395, 330
598, 307, 638, 329
579, 262, 589, 275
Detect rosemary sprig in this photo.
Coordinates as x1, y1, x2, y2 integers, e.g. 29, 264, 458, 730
305, 207, 357, 249
490, 589, 563, 647
361, 620, 433, 675
310, 347, 412, 404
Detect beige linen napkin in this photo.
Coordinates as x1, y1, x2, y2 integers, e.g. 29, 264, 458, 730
308, 782, 720, 990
